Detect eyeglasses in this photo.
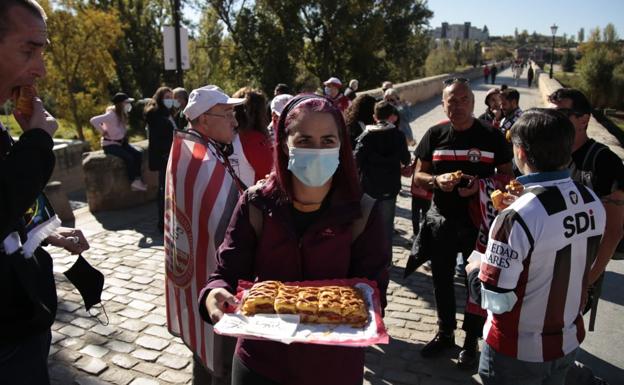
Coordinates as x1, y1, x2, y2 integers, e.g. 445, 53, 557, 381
442, 77, 469, 86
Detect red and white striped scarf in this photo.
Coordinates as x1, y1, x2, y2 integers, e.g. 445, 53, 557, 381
164, 131, 245, 373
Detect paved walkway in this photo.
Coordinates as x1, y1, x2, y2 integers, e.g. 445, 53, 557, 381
47, 67, 623, 385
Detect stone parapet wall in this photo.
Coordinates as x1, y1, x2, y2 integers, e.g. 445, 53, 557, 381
359, 62, 509, 104
82, 140, 158, 212
50, 139, 89, 194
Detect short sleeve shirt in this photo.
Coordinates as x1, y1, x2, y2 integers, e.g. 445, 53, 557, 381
415, 119, 512, 217
571, 139, 624, 197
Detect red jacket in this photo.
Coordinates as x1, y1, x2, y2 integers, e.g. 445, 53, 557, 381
238, 130, 273, 183
199, 187, 389, 385
331, 93, 351, 113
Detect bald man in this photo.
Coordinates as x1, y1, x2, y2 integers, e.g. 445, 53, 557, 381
413, 79, 514, 369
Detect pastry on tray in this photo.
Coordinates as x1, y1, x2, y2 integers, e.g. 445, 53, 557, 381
242, 281, 369, 326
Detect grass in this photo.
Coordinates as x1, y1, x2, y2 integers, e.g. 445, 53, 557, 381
554, 71, 582, 89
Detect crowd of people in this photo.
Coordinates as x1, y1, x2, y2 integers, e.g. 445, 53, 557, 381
1, 2, 623, 385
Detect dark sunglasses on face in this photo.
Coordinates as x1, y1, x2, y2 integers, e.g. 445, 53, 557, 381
442, 77, 469, 86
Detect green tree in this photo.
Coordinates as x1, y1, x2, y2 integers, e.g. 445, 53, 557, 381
424, 47, 458, 76
577, 47, 615, 108
40, 0, 123, 143
603, 23, 618, 44
561, 48, 575, 72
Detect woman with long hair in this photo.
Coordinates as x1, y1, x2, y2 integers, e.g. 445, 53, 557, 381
232, 87, 273, 183
344, 94, 376, 148
145, 86, 176, 232
199, 95, 389, 385
90, 92, 147, 191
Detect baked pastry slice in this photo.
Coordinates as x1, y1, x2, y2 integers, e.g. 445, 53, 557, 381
340, 287, 368, 327
296, 287, 320, 323
242, 280, 281, 315
274, 285, 299, 314
317, 287, 343, 324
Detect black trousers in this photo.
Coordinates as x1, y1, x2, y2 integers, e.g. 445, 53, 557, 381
423, 206, 484, 337
103, 143, 142, 181
0, 330, 51, 385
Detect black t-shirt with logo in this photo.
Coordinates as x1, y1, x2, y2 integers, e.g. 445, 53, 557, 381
571, 138, 624, 198
415, 119, 513, 217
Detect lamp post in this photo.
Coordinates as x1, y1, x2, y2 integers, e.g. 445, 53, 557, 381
550, 24, 558, 79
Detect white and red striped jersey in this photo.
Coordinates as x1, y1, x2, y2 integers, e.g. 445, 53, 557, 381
164, 131, 252, 373
479, 170, 605, 362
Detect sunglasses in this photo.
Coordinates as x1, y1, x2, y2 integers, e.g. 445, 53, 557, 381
442, 77, 469, 86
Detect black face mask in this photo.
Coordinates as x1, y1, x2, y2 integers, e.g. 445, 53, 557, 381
64, 255, 108, 324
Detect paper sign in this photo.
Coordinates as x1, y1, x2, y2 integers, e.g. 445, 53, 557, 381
246, 314, 300, 337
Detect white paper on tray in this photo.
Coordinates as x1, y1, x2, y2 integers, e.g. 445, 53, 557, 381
214, 282, 380, 345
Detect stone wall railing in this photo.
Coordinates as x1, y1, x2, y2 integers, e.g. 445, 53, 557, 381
51, 139, 89, 194
359, 62, 509, 104
82, 140, 158, 212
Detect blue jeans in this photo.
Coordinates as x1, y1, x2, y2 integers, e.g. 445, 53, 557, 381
479, 342, 578, 385
0, 330, 51, 385
377, 197, 396, 265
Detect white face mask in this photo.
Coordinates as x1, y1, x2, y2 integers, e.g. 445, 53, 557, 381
163, 99, 175, 109
173, 99, 181, 109
124, 104, 132, 113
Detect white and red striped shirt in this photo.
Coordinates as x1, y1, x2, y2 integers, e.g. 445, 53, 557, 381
479, 170, 605, 362
164, 131, 253, 373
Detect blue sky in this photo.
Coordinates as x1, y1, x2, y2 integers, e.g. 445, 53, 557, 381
426, 0, 624, 38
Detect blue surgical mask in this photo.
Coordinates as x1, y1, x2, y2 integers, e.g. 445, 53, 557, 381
324, 87, 332, 96
287, 147, 340, 187
163, 99, 175, 109
173, 99, 181, 108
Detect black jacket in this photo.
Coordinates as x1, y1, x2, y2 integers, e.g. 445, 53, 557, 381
146, 108, 175, 171
0, 128, 56, 345
354, 122, 410, 199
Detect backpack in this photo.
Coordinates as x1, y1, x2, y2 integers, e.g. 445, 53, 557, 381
247, 186, 376, 243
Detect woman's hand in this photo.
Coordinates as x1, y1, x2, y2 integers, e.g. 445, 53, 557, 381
205, 288, 239, 323
45, 227, 90, 255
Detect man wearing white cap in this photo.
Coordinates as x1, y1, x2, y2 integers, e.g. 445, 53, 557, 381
323, 76, 351, 113
164, 85, 246, 385
268, 93, 293, 139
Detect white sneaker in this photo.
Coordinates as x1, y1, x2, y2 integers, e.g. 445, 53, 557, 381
130, 179, 148, 192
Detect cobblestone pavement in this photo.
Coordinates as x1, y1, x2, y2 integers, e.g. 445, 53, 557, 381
48, 67, 546, 385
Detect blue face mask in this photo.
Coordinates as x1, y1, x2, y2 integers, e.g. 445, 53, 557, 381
287, 147, 340, 187
163, 99, 175, 109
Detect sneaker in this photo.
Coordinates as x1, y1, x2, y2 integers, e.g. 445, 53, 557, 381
420, 332, 455, 358
131, 179, 148, 192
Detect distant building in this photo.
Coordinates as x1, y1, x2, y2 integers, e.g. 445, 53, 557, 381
431, 22, 489, 42
514, 45, 546, 63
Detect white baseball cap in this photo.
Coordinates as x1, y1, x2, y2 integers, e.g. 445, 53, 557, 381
183, 85, 245, 121
323, 77, 342, 87
270, 94, 294, 116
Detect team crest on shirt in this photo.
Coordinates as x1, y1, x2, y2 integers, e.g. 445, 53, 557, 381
569, 191, 579, 205
467, 148, 482, 163
166, 207, 195, 288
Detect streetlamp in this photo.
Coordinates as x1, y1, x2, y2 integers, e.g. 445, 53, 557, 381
550, 24, 558, 79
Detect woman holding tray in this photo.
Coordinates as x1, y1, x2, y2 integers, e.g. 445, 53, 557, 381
200, 94, 390, 385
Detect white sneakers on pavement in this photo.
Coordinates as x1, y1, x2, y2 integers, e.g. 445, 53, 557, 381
130, 178, 148, 192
